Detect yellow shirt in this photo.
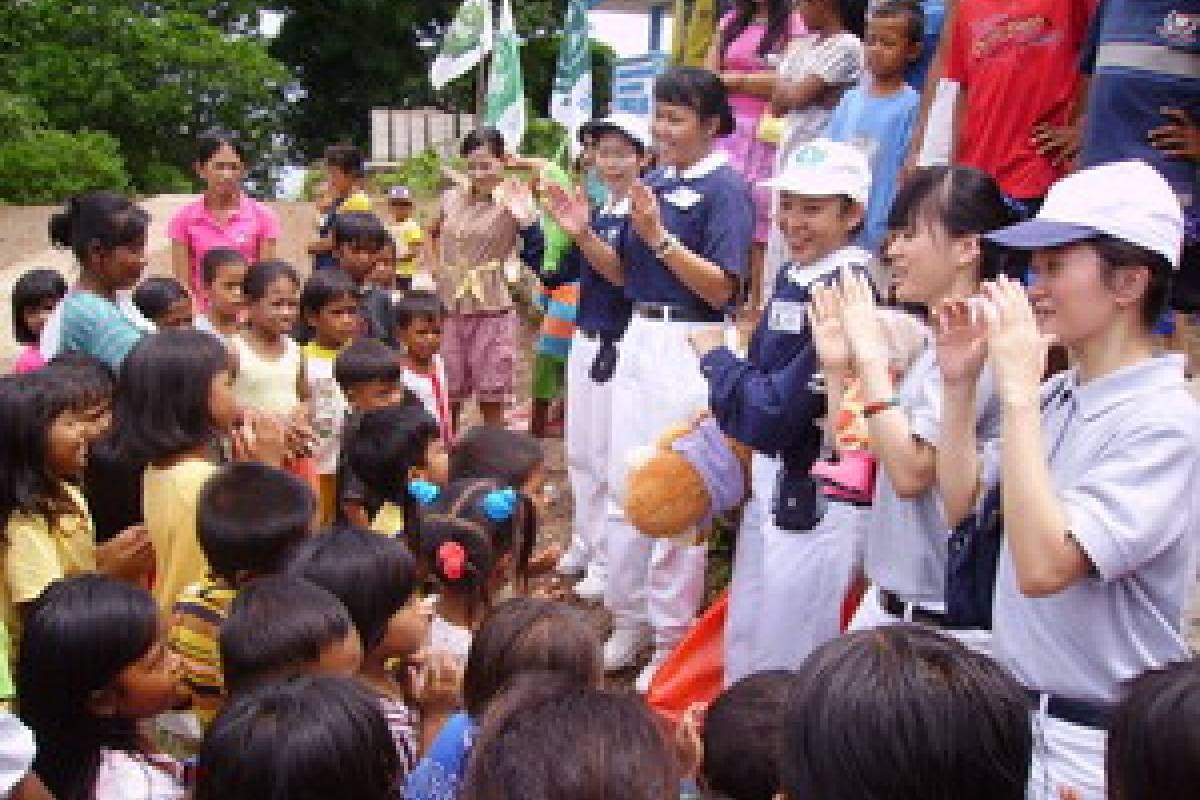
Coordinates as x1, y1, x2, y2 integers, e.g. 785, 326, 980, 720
389, 219, 425, 277
370, 502, 406, 538
144, 460, 219, 612
339, 190, 372, 213
1, 482, 95, 648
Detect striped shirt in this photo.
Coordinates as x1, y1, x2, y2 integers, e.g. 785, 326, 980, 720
378, 695, 419, 779
168, 578, 237, 727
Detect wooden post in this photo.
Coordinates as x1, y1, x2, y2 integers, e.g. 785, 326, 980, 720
474, 53, 490, 128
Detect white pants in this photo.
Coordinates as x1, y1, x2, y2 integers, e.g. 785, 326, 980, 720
917, 79, 958, 167
726, 454, 866, 685
848, 585, 995, 658
565, 331, 612, 578
1028, 706, 1106, 800
605, 314, 713, 650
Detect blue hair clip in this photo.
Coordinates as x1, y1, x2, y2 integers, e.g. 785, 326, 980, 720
481, 488, 518, 522
407, 479, 441, 506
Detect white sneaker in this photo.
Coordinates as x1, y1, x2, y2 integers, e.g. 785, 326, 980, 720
603, 626, 650, 672
556, 540, 588, 577
635, 649, 670, 693
572, 564, 607, 603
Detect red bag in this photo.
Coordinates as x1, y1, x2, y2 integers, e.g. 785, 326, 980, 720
646, 590, 728, 725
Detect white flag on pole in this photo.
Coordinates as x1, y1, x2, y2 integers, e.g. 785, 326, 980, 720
550, 0, 592, 155
430, 0, 493, 91
484, 0, 525, 152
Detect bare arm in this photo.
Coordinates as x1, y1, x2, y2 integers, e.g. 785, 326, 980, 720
259, 238, 277, 261
858, 358, 938, 498
170, 241, 191, 287
904, 0, 957, 171
542, 183, 625, 286
771, 74, 831, 116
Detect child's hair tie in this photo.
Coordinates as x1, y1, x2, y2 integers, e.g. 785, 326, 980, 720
408, 479, 441, 505
481, 487, 518, 522
437, 540, 467, 581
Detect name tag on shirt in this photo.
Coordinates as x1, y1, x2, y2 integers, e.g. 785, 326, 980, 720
663, 187, 703, 209
768, 300, 807, 334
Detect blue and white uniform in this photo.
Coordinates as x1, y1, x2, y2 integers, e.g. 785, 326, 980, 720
605, 151, 754, 658
704, 246, 874, 684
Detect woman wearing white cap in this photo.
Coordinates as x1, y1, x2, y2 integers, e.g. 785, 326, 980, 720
935, 160, 1200, 800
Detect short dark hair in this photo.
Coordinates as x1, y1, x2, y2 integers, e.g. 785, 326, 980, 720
132, 276, 190, 323
220, 575, 354, 695
200, 247, 248, 286
45, 351, 114, 411
393, 290, 444, 330
333, 338, 403, 390
1107, 660, 1200, 800
889, 165, 1025, 282
195, 130, 246, 165
48, 191, 149, 265
870, 0, 924, 43
347, 402, 439, 501
461, 127, 506, 159
1087, 235, 1174, 329
198, 463, 316, 585
449, 425, 544, 488
780, 625, 1031, 800
703, 670, 793, 800
286, 527, 417, 652
110, 329, 233, 462
836, 0, 869, 38
196, 675, 397, 800
243, 259, 300, 302
324, 144, 365, 178
301, 269, 359, 316
11, 268, 66, 345
654, 67, 735, 137
332, 212, 388, 251
463, 598, 602, 717
462, 675, 679, 800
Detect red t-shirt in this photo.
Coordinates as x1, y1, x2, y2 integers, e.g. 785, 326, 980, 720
944, 0, 1096, 199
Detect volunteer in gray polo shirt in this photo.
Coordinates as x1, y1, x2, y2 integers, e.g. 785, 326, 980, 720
935, 160, 1199, 800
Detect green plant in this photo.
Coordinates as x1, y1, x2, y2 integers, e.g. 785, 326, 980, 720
0, 129, 131, 204
0, 91, 48, 141
521, 118, 568, 163
141, 162, 195, 194
369, 149, 459, 199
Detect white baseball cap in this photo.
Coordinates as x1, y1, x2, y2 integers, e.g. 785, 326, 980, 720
984, 160, 1184, 269
583, 113, 652, 152
761, 139, 871, 205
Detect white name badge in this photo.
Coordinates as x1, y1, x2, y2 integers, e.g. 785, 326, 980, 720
768, 299, 807, 334
663, 187, 703, 209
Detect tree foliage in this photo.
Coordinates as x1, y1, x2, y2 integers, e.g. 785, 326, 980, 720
0, 129, 131, 204
0, 0, 290, 193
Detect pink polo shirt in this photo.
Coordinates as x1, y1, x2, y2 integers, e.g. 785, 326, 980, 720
167, 193, 280, 302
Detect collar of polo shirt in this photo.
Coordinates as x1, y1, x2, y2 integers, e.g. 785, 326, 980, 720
661, 150, 730, 182
1064, 353, 1188, 422
601, 196, 631, 217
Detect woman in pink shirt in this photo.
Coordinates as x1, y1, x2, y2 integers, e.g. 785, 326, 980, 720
706, 0, 804, 307
168, 132, 280, 309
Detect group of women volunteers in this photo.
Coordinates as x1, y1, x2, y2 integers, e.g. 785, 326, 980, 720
541, 58, 1196, 800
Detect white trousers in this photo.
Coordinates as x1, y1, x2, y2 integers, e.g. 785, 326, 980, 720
1028, 706, 1106, 800
565, 331, 612, 577
726, 454, 866, 685
848, 581, 994, 658
605, 314, 713, 650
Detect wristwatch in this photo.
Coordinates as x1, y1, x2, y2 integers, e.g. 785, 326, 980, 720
654, 231, 679, 259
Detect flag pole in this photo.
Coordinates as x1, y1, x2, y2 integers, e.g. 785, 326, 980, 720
474, 53, 489, 127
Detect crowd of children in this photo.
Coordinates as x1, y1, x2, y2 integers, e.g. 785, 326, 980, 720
0, 0, 1197, 796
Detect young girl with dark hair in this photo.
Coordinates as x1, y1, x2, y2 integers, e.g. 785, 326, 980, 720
9, 268, 66, 374
168, 131, 279, 306
132, 277, 193, 330
18, 575, 190, 800
114, 329, 286, 610
43, 191, 151, 371
406, 598, 602, 800
195, 675, 397, 800
811, 166, 1018, 658
935, 161, 1198, 799
546, 65, 754, 690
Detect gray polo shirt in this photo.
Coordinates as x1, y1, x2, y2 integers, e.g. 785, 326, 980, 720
864, 342, 1001, 605
989, 355, 1200, 703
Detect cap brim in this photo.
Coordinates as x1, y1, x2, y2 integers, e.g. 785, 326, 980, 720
983, 219, 1101, 250
587, 122, 648, 151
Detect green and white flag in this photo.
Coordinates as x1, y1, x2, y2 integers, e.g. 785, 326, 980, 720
430, 0, 492, 91
550, 0, 592, 156
484, 0, 526, 152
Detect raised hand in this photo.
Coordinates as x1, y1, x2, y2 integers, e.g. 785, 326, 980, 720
980, 275, 1050, 406
933, 298, 989, 386
629, 182, 665, 247
687, 325, 727, 357
542, 182, 591, 239
1148, 107, 1200, 161
835, 268, 890, 367
808, 283, 852, 374
494, 177, 540, 227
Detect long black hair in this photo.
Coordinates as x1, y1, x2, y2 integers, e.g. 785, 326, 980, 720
18, 575, 160, 800
11, 268, 66, 345
719, 0, 793, 59
110, 329, 233, 462
888, 165, 1025, 282
0, 372, 80, 528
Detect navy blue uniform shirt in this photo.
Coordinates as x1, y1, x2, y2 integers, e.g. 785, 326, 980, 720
616, 152, 754, 313
701, 246, 874, 530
